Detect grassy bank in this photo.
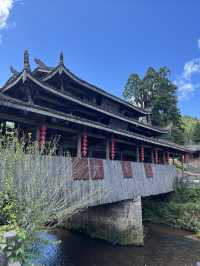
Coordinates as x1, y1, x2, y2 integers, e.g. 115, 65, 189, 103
143, 185, 200, 234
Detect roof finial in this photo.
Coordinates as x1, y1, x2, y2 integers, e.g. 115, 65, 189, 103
24, 49, 30, 71
59, 52, 64, 65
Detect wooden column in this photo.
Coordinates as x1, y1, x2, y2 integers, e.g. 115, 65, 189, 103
182, 154, 185, 164
166, 152, 170, 164
163, 152, 166, 165
106, 139, 110, 160
155, 149, 158, 164
151, 150, 154, 164
172, 154, 175, 165
136, 145, 140, 162
185, 153, 189, 163
140, 144, 144, 162
77, 134, 82, 158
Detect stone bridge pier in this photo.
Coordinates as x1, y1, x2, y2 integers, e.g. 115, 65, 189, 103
65, 197, 144, 246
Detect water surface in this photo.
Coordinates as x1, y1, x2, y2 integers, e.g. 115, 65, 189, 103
35, 224, 200, 266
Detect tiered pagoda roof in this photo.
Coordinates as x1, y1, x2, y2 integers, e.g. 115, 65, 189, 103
0, 51, 188, 153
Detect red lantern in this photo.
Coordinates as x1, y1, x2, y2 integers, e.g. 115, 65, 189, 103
81, 130, 88, 157
39, 125, 47, 146
140, 145, 144, 162
111, 138, 116, 160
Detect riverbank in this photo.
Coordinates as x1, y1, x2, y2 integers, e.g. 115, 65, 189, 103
143, 185, 200, 235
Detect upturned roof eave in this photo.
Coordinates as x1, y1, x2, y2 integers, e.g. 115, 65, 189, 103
42, 64, 152, 115
0, 72, 168, 135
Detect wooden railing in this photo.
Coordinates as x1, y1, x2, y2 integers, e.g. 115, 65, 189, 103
0, 156, 177, 207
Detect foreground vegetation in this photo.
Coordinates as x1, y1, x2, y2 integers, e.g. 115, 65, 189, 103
143, 185, 200, 235
0, 136, 95, 265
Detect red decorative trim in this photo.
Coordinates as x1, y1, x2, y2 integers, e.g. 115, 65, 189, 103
121, 161, 133, 178
72, 158, 89, 180
90, 159, 104, 180
144, 163, 154, 178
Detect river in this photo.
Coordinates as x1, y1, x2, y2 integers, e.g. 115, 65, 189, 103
34, 224, 200, 266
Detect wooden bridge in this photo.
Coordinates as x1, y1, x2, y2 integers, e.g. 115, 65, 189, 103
0, 156, 178, 246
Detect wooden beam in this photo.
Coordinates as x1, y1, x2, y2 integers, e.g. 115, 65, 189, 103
0, 112, 36, 126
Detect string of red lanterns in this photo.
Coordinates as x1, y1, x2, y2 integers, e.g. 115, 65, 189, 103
82, 130, 88, 157
140, 145, 144, 162
39, 125, 47, 146
111, 138, 116, 160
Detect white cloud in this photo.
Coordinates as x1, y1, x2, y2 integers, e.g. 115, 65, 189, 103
176, 79, 196, 100
176, 47, 200, 100
183, 58, 200, 80
0, 0, 15, 29
175, 37, 200, 99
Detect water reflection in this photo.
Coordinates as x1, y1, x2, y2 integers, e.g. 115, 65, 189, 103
34, 224, 200, 266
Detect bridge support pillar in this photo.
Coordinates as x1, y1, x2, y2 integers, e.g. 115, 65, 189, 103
65, 197, 144, 246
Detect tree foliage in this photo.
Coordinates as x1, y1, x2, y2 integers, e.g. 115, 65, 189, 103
123, 67, 184, 144
181, 116, 199, 144
192, 121, 200, 144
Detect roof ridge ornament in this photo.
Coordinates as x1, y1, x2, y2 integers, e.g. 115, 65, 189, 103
58, 52, 64, 75
23, 50, 30, 83
10, 66, 19, 76
59, 52, 64, 66
35, 58, 48, 69
24, 49, 30, 71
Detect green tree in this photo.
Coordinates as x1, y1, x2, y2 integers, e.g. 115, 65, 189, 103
182, 116, 199, 144
192, 121, 200, 143
123, 67, 183, 144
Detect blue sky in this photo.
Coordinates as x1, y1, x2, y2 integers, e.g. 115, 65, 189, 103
1, 1, 200, 117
